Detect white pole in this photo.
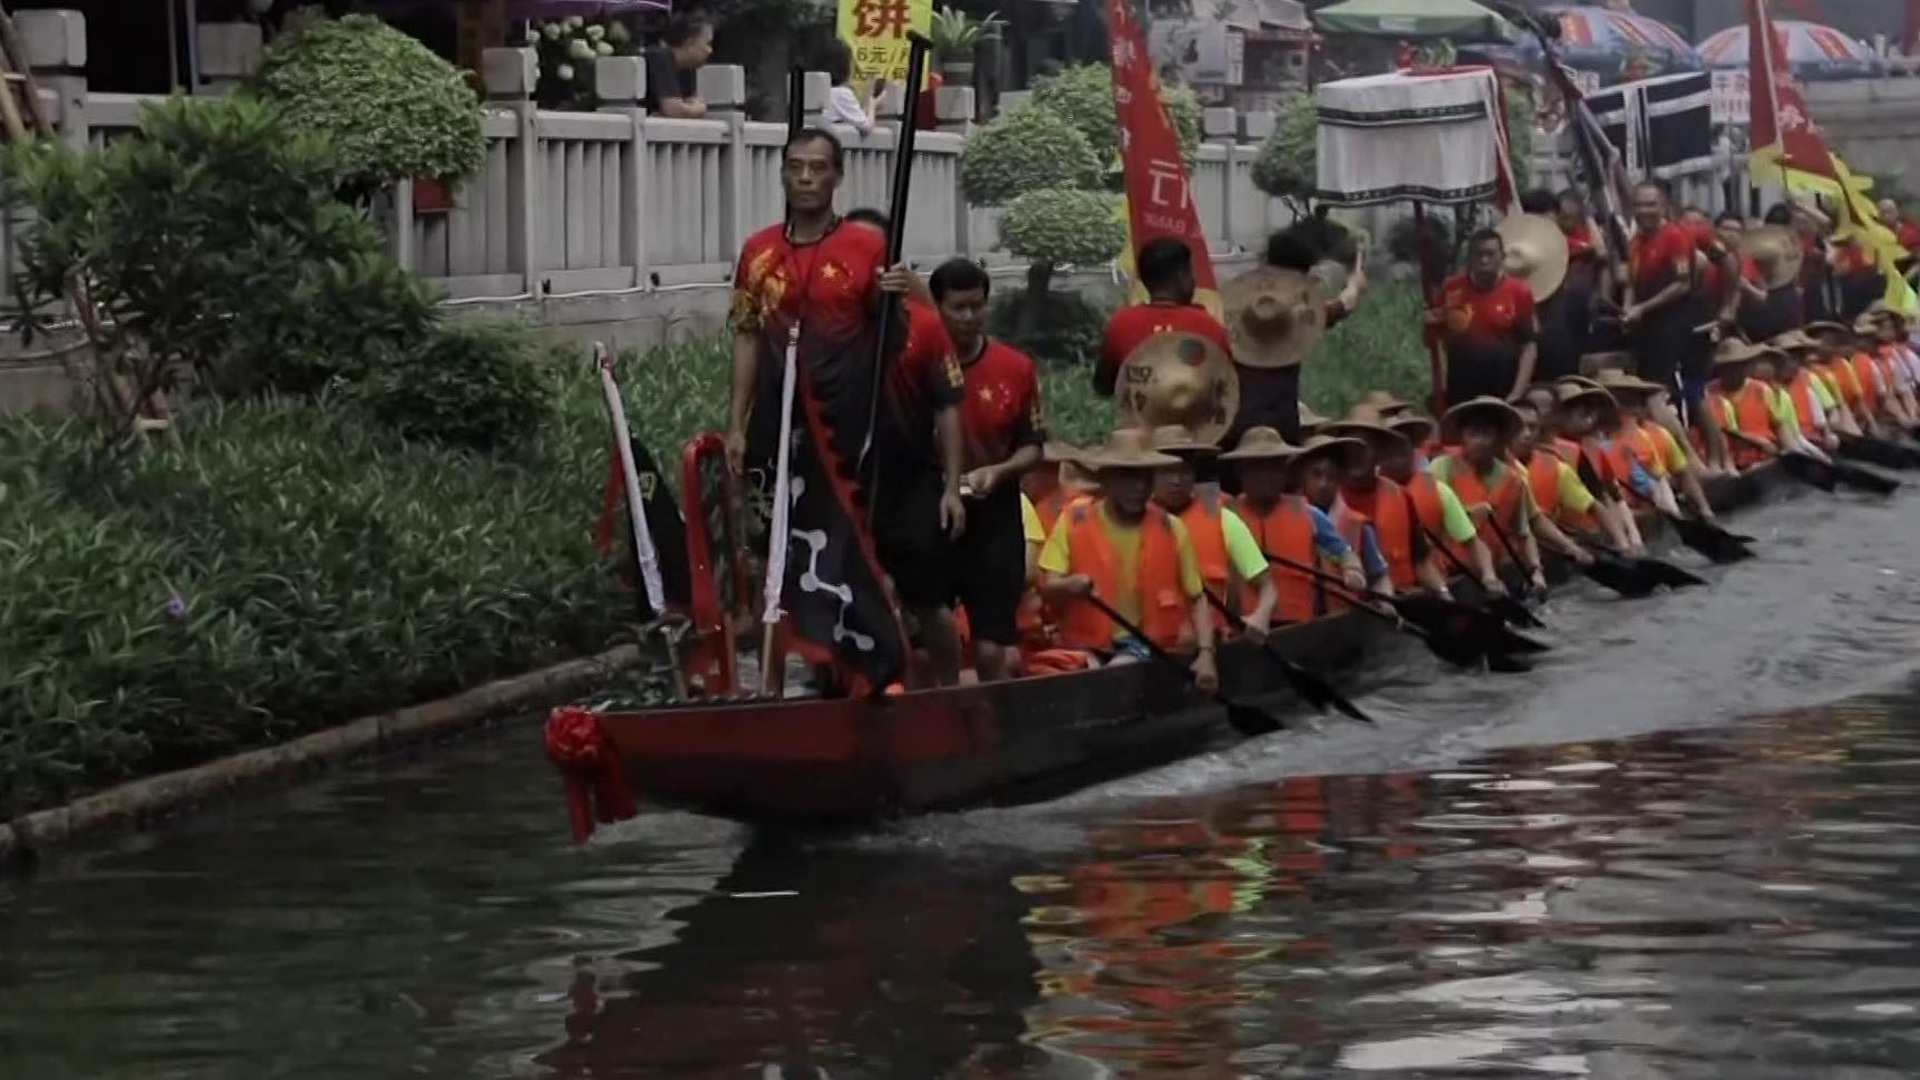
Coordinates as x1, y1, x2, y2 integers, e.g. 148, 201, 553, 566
761, 325, 800, 627
596, 343, 666, 618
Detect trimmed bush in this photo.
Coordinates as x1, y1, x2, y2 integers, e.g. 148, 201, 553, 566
1029, 62, 1203, 169
252, 13, 485, 189
987, 288, 1111, 368
3, 95, 438, 402
1250, 92, 1317, 204
958, 106, 1103, 207
353, 321, 556, 450
999, 188, 1128, 269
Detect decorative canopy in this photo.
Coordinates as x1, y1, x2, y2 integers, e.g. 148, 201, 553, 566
1698, 20, 1883, 81
1513, 4, 1701, 84
1312, 0, 1517, 44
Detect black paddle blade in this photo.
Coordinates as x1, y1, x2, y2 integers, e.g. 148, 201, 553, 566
1581, 556, 1662, 598
1780, 452, 1840, 492
1273, 656, 1373, 724
1837, 433, 1920, 471
1490, 593, 1545, 629
1223, 700, 1283, 737
1638, 558, 1708, 589
1425, 633, 1487, 670
1834, 460, 1902, 495
1668, 516, 1755, 564
1486, 651, 1535, 674
1492, 626, 1553, 654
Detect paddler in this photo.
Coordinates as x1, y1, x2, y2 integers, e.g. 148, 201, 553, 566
1221, 427, 1368, 623
1375, 409, 1501, 584
1095, 238, 1232, 398
1544, 378, 1646, 555
1022, 441, 1089, 537
1323, 405, 1477, 599
1856, 306, 1920, 427
1037, 429, 1219, 691
1429, 397, 1549, 594
1706, 338, 1821, 469
1510, 395, 1618, 561
1868, 304, 1920, 416
1296, 432, 1394, 598
1593, 369, 1721, 524
1769, 331, 1845, 449
925, 257, 1045, 684
1147, 424, 1281, 637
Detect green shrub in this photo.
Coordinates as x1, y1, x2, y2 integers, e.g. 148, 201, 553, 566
1250, 92, 1317, 205
353, 321, 556, 450
999, 188, 1128, 269
988, 288, 1111, 368
1029, 62, 1203, 170
3, 95, 439, 402
252, 13, 485, 189
958, 106, 1103, 207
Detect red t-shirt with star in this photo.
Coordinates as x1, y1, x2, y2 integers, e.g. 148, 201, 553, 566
958, 337, 1043, 471
730, 220, 886, 339
874, 300, 966, 469
1096, 302, 1232, 393
1438, 272, 1535, 351
1899, 219, 1920, 253
1629, 222, 1693, 296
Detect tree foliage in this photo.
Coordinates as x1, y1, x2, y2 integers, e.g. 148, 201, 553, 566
958, 106, 1103, 207
3, 96, 439, 423
350, 321, 556, 451
999, 188, 1127, 268
1029, 62, 1203, 171
252, 13, 485, 188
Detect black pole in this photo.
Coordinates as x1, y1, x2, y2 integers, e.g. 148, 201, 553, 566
786, 64, 805, 140
861, 32, 932, 524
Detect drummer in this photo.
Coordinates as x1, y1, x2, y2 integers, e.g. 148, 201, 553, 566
1218, 263, 1326, 445
1734, 222, 1806, 346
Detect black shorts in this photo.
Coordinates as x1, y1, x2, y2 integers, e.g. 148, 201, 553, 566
951, 488, 1026, 646
873, 470, 951, 609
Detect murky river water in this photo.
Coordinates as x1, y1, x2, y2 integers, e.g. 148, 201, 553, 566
10, 487, 1920, 1079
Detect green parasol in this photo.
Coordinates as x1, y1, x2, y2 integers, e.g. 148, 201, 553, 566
1313, 0, 1519, 43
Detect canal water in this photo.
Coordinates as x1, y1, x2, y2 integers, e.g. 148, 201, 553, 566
9, 487, 1920, 1079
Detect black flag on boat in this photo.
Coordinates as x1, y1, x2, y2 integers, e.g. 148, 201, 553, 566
747, 322, 908, 693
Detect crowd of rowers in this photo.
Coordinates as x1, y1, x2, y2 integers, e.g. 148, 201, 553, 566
724, 127, 1918, 697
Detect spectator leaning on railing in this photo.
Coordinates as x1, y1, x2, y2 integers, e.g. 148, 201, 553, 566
644, 13, 713, 119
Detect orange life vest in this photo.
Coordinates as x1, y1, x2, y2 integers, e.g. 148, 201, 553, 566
1850, 351, 1883, 419
1342, 477, 1417, 590
1435, 454, 1525, 566
1054, 502, 1191, 652
1172, 490, 1233, 633
1232, 494, 1322, 624
1816, 358, 1862, 410
1528, 444, 1601, 535
1786, 370, 1825, 435
1708, 378, 1776, 468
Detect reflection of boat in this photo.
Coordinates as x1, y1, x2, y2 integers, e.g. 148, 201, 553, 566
535, 837, 1041, 1079
577, 465, 1791, 825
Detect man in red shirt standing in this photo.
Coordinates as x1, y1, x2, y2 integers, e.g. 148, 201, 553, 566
927, 258, 1044, 682
1430, 228, 1538, 407
1095, 237, 1231, 398
727, 129, 966, 687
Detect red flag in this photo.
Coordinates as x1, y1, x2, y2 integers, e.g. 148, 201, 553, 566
1747, 0, 1834, 180
1104, 0, 1218, 306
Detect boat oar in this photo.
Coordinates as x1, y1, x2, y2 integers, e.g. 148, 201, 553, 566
1081, 592, 1285, 738
1726, 429, 1839, 492
1568, 529, 1708, 592
1477, 510, 1548, 604
1416, 522, 1544, 630
1837, 431, 1920, 470
1202, 591, 1374, 725
1660, 512, 1754, 564
1259, 549, 1539, 670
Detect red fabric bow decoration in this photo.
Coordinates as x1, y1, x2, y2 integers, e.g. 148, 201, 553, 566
544, 705, 639, 842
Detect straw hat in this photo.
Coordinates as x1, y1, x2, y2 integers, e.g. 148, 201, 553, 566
1113, 331, 1240, 446
1080, 427, 1182, 471
1804, 320, 1853, 339
1594, 368, 1666, 398
1740, 225, 1803, 290
1578, 350, 1636, 377
1769, 329, 1819, 352
1356, 389, 1412, 416
1387, 411, 1437, 444
1324, 403, 1408, 445
1712, 337, 1780, 369
1220, 425, 1300, 462
1297, 401, 1330, 433
1220, 265, 1326, 370
1440, 396, 1524, 443
1147, 423, 1217, 457
1295, 432, 1366, 463
1553, 379, 1616, 412
1495, 213, 1571, 301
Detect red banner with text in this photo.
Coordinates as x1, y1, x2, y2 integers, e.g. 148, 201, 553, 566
1104, 0, 1219, 314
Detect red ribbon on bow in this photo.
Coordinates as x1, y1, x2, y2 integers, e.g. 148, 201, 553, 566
544, 705, 639, 842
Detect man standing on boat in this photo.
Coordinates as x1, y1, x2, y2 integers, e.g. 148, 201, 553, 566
726, 128, 965, 691
925, 257, 1045, 683
1430, 229, 1539, 406
1038, 429, 1219, 690
1095, 238, 1232, 398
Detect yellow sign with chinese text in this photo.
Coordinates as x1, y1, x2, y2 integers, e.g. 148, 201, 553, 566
837, 0, 932, 97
